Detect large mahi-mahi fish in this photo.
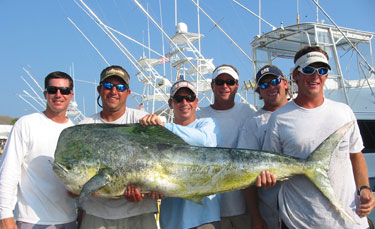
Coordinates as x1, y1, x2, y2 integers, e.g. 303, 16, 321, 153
53, 121, 355, 223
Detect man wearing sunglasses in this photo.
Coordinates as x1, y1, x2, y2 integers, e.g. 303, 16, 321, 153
196, 64, 257, 229
0, 71, 77, 229
263, 46, 374, 228
140, 80, 222, 229
78, 65, 160, 229
238, 65, 289, 229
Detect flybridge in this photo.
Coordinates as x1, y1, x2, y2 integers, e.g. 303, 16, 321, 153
250, 22, 375, 120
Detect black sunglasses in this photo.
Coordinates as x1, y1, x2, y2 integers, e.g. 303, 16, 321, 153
102, 82, 128, 92
46, 86, 72, 95
173, 94, 196, 103
214, 78, 237, 86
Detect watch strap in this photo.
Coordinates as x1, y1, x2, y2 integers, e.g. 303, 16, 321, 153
357, 185, 372, 195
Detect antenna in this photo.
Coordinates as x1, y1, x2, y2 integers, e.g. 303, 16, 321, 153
297, 0, 300, 24
174, 0, 177, 27
68, 17, 110, 66
259, 0, 261, 35
316, 0, 319, 23
190, 0, 254, 63
231, 0, 276, 30
159, 0, 167, 76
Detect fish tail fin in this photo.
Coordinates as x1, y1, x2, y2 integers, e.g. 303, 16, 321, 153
304, 121, 357, 224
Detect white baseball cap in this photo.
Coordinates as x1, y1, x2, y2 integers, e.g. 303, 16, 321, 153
170, 80, 197, 98
294, 51, 331, 70
212, 66, 239, 80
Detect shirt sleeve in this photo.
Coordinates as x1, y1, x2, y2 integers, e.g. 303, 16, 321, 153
164, 118, 220, 147
0, 121, 27, 219
347, 107, 364, 154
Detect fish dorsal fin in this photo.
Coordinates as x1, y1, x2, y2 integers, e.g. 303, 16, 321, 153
112, 123, 188, 145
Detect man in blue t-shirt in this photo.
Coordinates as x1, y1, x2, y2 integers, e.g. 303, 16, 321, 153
141, 80, 222, 229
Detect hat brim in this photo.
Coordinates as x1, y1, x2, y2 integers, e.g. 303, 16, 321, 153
295, 51, 331, 70
212, 67, 239, 80
256, 73, 281, 85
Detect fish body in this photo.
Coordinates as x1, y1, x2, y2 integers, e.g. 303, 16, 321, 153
53, 122, 354, 222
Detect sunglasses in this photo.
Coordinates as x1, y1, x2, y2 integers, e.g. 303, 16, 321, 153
173, 94, 196, 103
298, 66, 329, 76
46, 86, 72, 95
102, 82, 128, 92
259, 78, 283, 90
214, 78, 237, 86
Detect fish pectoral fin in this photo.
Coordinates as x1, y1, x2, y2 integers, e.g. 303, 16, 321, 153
185, 196, 206, 205
79, 168, 112, 203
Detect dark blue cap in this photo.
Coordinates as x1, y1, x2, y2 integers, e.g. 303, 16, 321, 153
256, 65, 283, 86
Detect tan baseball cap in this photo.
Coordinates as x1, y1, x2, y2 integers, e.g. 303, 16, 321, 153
100, 66, 130, 85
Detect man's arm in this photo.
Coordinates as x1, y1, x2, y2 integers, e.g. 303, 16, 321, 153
0, 217, 17, 229
244, 187, 267, 229
140, 114, 219, 147
0, 122, 25, 224
350, 152, 375, 217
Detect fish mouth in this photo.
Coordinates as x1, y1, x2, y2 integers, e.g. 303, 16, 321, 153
52, 161, 69, 174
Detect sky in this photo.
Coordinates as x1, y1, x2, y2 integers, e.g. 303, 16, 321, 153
0, 0, 374, 119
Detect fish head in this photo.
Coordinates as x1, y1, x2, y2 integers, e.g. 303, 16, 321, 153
53, 124, 104, 194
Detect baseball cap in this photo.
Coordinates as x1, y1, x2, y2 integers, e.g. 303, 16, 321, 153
212, 66, 239, 80
294, 51, 331, 70
170, 80, 197, 98
256, 65, 283, 85
100, 66, 130, 85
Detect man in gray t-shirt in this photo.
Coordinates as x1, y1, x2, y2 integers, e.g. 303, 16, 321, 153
238, 65, 288, 229
79, 65, 160, 229
263, 46, 374, 228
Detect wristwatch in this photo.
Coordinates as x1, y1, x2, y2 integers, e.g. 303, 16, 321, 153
357, 185, 372, 195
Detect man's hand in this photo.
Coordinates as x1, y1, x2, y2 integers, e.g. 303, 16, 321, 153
0, 217, 17, 229
140, 114, 164, 127
67, 190, 79, 198
144, 191, 164, 200
124, 186, 144, 203
357, 188, 375, 217
124, 186, 164, 202
251, 217, 268, 229
256, 170, 277, 188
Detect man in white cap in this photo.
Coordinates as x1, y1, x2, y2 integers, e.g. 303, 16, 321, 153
238, 64, 288, 229
196, 64, 257, 228
263, 46, 374, 228
140, 80, 222, 229
79, 65, 160, 229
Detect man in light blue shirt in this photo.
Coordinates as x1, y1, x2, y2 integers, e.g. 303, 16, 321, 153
141, 80, 222, 229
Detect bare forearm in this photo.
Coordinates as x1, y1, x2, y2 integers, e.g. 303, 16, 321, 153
350, 152, 370, 188
350, 152, 375, 217
0, 217, 17, 229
